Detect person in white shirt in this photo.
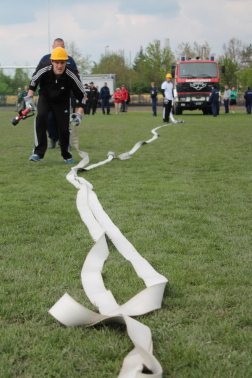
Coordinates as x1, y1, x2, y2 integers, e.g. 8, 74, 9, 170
161, 73, 174, 123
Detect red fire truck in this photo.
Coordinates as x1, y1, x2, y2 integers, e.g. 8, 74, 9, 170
172, 57, 224, 115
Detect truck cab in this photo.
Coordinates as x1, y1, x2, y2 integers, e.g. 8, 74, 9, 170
172, 57, 221, 115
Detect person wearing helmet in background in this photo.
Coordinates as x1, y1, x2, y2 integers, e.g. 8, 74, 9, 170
24, 47, 87, 163
161, 73, 174, 123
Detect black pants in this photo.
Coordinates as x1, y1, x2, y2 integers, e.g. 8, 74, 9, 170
34, 95, 72, 160
163, 100, 172, 122
89, 99, 97, 115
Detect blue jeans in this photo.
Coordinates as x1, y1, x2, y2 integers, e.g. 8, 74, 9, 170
102, 99, 110, 114
246, 101, 252, 114
152, 99, 157, 116
224, 99, 229, 113
211, 102, 218, 117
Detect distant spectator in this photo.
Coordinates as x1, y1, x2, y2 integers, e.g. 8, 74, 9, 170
209, 85, 219, 117
83, 84, 90, 114
88, 82, 98, 115
100, 82, 111, 115
113, 88, 122, 115
125, 87, 131, 111
150, 82, 157, 116
244, 86, 252, 114
21, 85, 28, 110
17, 88, 22, 110
223, 85, 231, 114
96, 86, 100, 109
230, 87, 237, 113
120, 85, 128, 112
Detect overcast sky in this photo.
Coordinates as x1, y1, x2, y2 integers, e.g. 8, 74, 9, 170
0, 0, 251, 68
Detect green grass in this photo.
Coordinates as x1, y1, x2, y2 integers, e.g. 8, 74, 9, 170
1, 108, 252, 377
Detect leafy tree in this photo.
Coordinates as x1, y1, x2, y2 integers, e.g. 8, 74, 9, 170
65, 41, 91, 74
131, 80, 150, 94
218, 55, 239, 91
133, 46, 146, 72
144, 40, 175, 89
237, 61, 252, 91
241, 44, 252, 68
91, 51, 137, 89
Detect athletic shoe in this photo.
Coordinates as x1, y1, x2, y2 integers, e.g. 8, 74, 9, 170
65, 158, 75, 164
48, 140, 57, 149
29, 154, 43, 162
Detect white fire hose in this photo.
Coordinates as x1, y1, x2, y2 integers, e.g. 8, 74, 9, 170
49, 113, 184, 377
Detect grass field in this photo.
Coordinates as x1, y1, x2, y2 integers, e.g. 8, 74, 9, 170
1, 108, 252, 378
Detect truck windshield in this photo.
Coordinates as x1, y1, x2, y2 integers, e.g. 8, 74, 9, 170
179, 63, 217, 78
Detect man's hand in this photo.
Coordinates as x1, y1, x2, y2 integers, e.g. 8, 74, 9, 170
70, 112, 82, 126
24, 95, 36, 111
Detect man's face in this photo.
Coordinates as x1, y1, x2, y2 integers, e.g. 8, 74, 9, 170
225, 85, 228, 90
52, 60, 67, 75
25, 86, 28, 90
90, 84, 94, 88
104, 83, 107, 87
53, 41, 65, 49
232, 87, 235, 91
166, 77, 171, 82
122, 86, 125, 90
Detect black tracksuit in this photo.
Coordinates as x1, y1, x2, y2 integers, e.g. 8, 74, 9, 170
29, 62, 86, 160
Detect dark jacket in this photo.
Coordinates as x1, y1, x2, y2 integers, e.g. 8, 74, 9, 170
29, 61, 86, 107
100, 86, 111, 100
88, 86, 98, 101
209, 88, 219, 102
244, 89, 252, 104
150, 87, 157, 101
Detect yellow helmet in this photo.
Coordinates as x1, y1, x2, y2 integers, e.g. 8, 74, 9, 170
166, 73, 172, 78
50, 47, 68, 61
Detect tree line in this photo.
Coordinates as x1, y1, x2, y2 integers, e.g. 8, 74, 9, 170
1, 38, 251, 95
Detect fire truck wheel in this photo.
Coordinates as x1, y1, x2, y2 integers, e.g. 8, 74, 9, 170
174, 106, 182, 115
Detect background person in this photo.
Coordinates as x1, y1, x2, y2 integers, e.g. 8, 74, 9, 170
113, 88, 122, 114
150, 82, 157, 116
88, 82, 98, 115
100, 82, 111, 115
161, 73, 174, 123
209, 85, 219, 117
223, 85, 231, 114
230, 86, 237, 113
25, 47, 86, 164
39, 38, 79, 149
21, 85, 28, 110
244, 86, 252, 114
96, 86, 100, 110
120, 85, 128, 112
17, 88, 22, 110
125, 87, 130, 111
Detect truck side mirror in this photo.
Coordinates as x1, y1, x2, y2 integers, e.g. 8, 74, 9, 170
171, 65, 176, 78
221, 66, 225, 74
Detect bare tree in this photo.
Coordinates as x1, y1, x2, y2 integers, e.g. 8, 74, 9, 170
222, 38, 244, 65
65, 41, 91, 74
176, 41, 214, 61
